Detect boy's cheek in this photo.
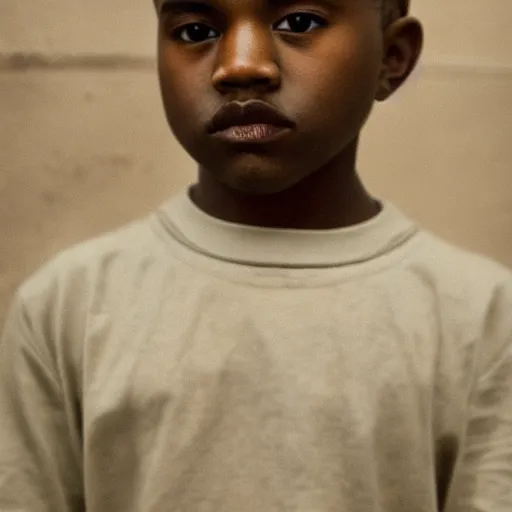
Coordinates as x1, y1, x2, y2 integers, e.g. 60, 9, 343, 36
286, 58, 378, 115
159, 76, 214, 143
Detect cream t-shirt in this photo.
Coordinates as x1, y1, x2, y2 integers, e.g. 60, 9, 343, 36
1, 188, 512, 511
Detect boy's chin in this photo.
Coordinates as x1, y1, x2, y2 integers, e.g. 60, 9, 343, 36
212, 164, 308, 197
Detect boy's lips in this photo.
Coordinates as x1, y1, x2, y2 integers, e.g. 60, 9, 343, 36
207, 100, 295, 136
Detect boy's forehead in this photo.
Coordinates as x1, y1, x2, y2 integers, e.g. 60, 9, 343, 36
155, 0, 410, 11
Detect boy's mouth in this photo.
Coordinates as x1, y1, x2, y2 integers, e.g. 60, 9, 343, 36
208, 100, 294, 143
213, 123, 291, 143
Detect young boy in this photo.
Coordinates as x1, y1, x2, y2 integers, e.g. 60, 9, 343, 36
1, 0, 511, 510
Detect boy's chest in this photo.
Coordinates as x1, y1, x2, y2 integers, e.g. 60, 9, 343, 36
82, 281, 470, 440
79, 283, 471, 510
86, 283, 435, 402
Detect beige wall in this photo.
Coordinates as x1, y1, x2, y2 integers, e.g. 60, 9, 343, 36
1, 1, 511, 323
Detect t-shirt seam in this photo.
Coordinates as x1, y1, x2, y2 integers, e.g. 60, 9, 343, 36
150, 213, 423, 288
7, 293, 65, 399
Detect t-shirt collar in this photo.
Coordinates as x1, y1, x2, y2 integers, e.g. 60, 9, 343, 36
157, 187, 418, 268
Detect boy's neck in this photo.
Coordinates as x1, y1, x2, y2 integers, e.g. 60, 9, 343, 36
190, 143, 381, 230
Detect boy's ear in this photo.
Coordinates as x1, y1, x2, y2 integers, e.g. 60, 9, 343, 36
376, 17, 423, 101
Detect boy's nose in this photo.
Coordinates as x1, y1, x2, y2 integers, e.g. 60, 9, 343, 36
212, 23, 281, 93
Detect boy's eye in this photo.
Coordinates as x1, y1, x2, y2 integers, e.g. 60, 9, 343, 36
274, 13, 326, 33
171, 12, 326, 44
175, 23, 219, 43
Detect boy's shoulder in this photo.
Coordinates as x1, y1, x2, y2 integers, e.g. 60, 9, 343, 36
401, 228, 512, 375
2, 213, 178, 391
411, 227, 512, 342
411, 228, 512, 292
15, 212, 168, 312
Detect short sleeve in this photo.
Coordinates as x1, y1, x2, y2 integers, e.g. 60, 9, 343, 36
0, 294, 84, 511
446, 341, 512, 511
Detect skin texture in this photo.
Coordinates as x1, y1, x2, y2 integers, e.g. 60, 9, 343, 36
156, 0, 422, 228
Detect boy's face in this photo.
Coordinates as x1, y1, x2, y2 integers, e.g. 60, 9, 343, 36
157, 0, 418, 195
